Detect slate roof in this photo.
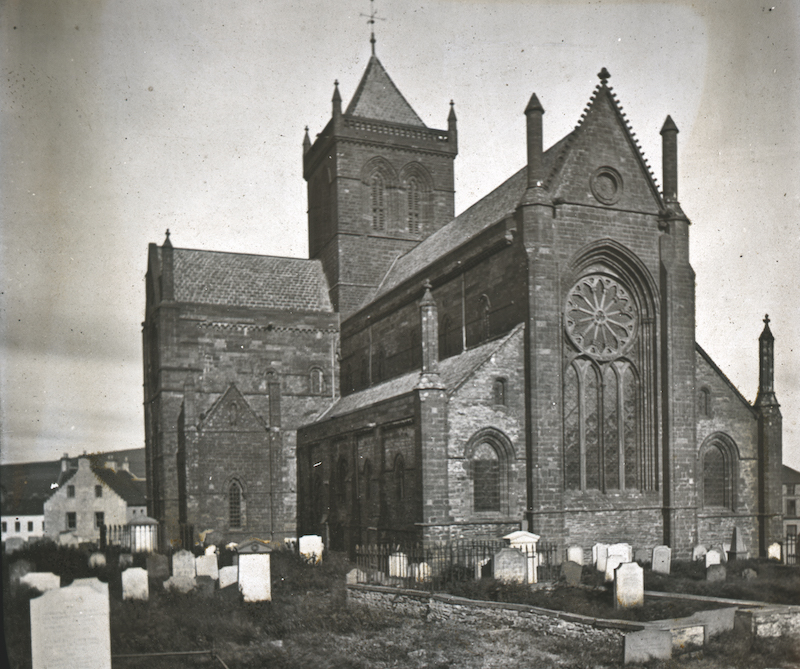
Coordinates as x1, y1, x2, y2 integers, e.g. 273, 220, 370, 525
345, 56, 426, 127
783, 465, 800, 486
172, 248, 333, 313
371, 134, 571, 301
93, 467, 147, 506
320, 324, 524, 420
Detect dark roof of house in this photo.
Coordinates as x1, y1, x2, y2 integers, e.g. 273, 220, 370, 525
345, 55, 426, 127
172, 248, 333, 313
371, 134, 571, 301
783, 465, 800, 485
92, 467, 147, 506
319, 324, 524, 420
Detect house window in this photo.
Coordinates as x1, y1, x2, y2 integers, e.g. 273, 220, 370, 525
95, 512, 104, 529
473, 442, 501, 512
407, 176, 421, 234
1, 522, 6, 533
67, 512, 77, 530
788, 484, 796, 496
788, 525, 798, 539
14, 521, 20, 532
95, 485, 103, 498
493, 378, 507, 406
67, 485, 75, 498
703, 445, 727, 507
229, 481, 242, 528
394, 455, 405, 501
27, 521, 33, 532
370, 172, 386, 231
788, 499, 797, 518
310, 367, 324, 395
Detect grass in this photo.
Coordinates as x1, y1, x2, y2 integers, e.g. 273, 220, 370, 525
4, 542, 800, 668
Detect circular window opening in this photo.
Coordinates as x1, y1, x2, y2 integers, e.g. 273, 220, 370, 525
590, 167, 623, 205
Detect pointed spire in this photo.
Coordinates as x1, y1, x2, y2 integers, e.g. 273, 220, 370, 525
332, 80, 342, 131
756, 314, 779, 407
448, 100, 458, 151
660, 114, 679, 205
303, 126, 311, 154
761, 314, 774, 341
525, 92, 544, 114
524, 92, 547, 197
163, 229, 172, 248
448, 100, 457, 123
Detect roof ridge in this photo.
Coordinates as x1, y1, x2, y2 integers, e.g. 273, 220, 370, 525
174, 247, 319, 263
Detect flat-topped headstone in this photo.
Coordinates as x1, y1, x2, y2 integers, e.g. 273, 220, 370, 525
706, 564, 726, 582
219, 565, 238, 589
196, 554, 219, 580
651, 545, 671, 575
30, 578, 110, 669
768, 542, 781, 561
21, 572, 61, 594
493, 547, 527, 584
691, 544, 707, 562
122, 568, 149, 601
605, 555, 624, 582
561, 560, 582, 587
163, 575, 195, 593
614, 562, 644, 608
607, 543, 633, 564
237, 539, 272, 602
299, 535, 323, 563
566, 546, 584, 565
705, 549, 721, 568
89, 552, 106, 569
389, 552, 408, 578
172, 550, 195, 578
146, 554, 169, 581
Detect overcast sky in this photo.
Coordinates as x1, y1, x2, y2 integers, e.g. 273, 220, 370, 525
2, 0, 798, 470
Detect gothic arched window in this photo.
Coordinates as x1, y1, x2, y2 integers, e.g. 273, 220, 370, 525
700, 434, 738, 511
310, 367, 324, 395
370, 172, 386, 231
473, 442, 501, 512
407, 176, 421, 234
229, 480, 242, 528
493, 378, 506, 406
698, 387, 711, 417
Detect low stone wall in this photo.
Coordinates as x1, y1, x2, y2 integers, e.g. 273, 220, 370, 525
736, 605, 800, 639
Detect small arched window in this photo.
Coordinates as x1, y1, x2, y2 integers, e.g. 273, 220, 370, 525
370, 173, 386, 231
229, 480, 242, 528
407, 176, 421, 234
394, 454, 405, 501
228, 402, 238, 426
493, 378, 506, 406
473, 442, 501, 512
310, 367, 324, 395
698, 387, 711, 417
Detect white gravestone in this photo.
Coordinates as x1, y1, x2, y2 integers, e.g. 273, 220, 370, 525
163, 575, 195, 593
504, 531, 540, 584
768, 542, 781, 561
567, 546, 584, 565
705, 549, 722, 568
389, 552, 409, 578
20, 572, 61, 594
89, 552, 106, 569
299, 535, 324, 563
239, 553, 271, 602
651, 545, 672, 575
172, 549, 196, 578
219, 565, 238, 589
614, 562, 644, 609
692, 544, 707, 562
30, 578, 111, 669
594, 543, 609, 572
493, 547, 527, 584
605, 555, 625, 582
608, 543, 633, 564
122, 568, 149, 601
196, 554, 219, 581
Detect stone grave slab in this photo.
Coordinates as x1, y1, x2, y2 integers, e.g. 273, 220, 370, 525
593, 543, 609, 572
768, 543, 781, 561
9, 559, 33, 596
566, 546, 584, 565
624, 628, 672, 664
219, 565, 238, 589
195, 575, 215, 598
706, 564, 726, 582
30, 578, 110, 669
561, 560, 582, 587
670, 624, 705, 653
299, 535, 323, 563
172, 550, 196, 578
504, 530, 539, 584
652, 545, 671, 574
163, 575, 196, 593
239, 553, 271, 602
389, 552, 408, 578
21, 572, 61, 594
705, 549, 721, 568
196, 554, 219, 581
89, 552, 106, 569
614, 562, 644, 609
122, 568, 149, 601
691, 545, 707, 562
146, 554, 169, 581
492, 547, 527, 584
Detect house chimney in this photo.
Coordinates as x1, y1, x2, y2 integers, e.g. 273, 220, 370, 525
419, 280, 439, 374
332, 80, 342, 132
61, 453, 70, 472
121, 457, 130, 473
660, 115, 679, 204
105, 457, 117, 472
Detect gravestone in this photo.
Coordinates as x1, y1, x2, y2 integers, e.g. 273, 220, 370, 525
195, 575, 215, 598
172, 550, 196, 578
163, 575, 195, 593
412, 562, 431, 583
5, 536, 25, 553
299, 535, 323, 563
238, 539, 272, 602
561, 560, 582, 587
721, 542, 731, 562
346, 568, 366, 585
605, 555, 624, 583
21, 572, 61, 594
118, 554, 134, 570
614, 562, 644, 609
593, 543, 609, 572
196, 554, 219, 581
728, 527, 748, 560
691, 544, 707, 562
8, 559, 33, 596
706, 564, 726, 582
504, 530, 540, 584
651, 545, 671, 575
566, 545, 584, 565
146, 554, 169, 581
768, 542, 781, 561
742, 568, 758, 580
30, 578, 110, 669
608, 543, 633, 564
205, 544, 217, 556
705, 549, 722, 568
122, 568, 149, 601
492, 547, 527, 584
389, 552, 409, 578
219, 565, 238, 589
89, 552, 107, 569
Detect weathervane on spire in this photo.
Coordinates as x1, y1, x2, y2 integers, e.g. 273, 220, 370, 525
360, 0, 385, 55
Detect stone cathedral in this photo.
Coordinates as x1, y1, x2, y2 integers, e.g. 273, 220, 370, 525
143, 48, 783, 559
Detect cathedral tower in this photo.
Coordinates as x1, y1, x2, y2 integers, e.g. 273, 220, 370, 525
303, 52, 457, 315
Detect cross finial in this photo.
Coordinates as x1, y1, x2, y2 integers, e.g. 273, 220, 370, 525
764, 313, 770, 325
598, 67, 611, 84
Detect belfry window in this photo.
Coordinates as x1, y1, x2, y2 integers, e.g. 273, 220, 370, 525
407, 176, 421, 234
229, 480, 242, 528
370, 173, 386, 231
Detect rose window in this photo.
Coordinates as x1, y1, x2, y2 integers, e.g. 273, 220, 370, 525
565, 275, 637, 360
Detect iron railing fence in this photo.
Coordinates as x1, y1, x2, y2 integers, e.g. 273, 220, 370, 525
354, 539, 559, 592
101, 523, 159, 553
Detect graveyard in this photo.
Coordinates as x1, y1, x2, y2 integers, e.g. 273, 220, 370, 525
3, 539, 800, 668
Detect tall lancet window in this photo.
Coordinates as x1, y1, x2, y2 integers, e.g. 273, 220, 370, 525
407, 176, 421, 234
370, 173, 386, 231
229, 480, 242, 528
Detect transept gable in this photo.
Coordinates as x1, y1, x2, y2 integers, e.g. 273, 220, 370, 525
199, 384, 267, 433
